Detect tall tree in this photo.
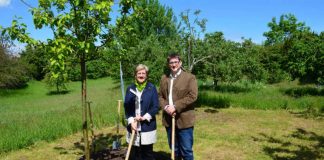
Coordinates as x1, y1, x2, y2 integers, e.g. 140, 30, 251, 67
202, 31, 243, 85
1, 1, 134, 159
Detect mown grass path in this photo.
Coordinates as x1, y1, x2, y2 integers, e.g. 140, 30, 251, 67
1, 107, 323, 160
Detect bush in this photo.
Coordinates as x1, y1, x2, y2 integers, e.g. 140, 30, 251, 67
68, 59, 111, 81
87, 59, 110, 79
0, 47, 30, 89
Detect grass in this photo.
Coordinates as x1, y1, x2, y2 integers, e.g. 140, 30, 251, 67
1, 108, 323, 160
0, 77, 123, 153
0, 78, 323, 159
198, 80, 324, 113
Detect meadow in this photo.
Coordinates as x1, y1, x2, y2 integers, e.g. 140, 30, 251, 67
197, 80, 323, 113
0, 77, 323, 159
0, 78, 123, 153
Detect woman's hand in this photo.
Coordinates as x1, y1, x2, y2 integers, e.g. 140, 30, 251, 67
135, 115, 145, 121
131, 120, 137, 131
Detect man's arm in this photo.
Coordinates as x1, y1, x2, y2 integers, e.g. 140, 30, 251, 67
174, 75, 198, 113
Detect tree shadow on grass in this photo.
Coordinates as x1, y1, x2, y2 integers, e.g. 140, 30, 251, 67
53, 146, 70, 155
47, 90, 71, 95
252, 128, 324, 160
0, 84, 28, 97
289, 109, 324, 120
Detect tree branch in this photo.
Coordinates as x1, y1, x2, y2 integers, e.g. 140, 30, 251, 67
189, 55, 212, 71
20, 0, 34, 9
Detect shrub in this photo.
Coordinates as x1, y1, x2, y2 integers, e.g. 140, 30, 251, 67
0, 47, 30, 89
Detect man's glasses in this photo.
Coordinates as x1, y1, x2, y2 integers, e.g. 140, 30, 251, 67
169, 61, 179, 65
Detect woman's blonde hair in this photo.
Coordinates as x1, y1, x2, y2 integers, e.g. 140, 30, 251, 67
135, 64, 149, 75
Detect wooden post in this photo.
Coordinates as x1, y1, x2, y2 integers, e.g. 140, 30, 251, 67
87, 101, 94, 138
82, 100, 90, 160
171, 116, 175, 160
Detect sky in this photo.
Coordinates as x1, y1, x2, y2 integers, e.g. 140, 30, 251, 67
0, 0, 323, 45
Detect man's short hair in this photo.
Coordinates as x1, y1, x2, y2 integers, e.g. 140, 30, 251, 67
167, 53, 181, 63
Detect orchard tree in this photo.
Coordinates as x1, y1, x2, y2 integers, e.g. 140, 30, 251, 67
263, 14, 323, 84
317, 32, 324, 84
200, 32, 226, 85
202, 32, 242, 85
179, 9, 209, 72
260, 44, 289, 83
1, 0, 135, 159
263, 14, 310, 46
283, 31, 324, 84
239, 38, 267, 82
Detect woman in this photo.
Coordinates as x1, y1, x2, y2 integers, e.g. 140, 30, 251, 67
124, 64, 159, 160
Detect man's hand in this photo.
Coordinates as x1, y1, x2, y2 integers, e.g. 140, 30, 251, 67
165, 105, 176, 116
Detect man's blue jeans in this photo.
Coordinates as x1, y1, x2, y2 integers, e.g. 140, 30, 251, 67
166, 127, 194, 160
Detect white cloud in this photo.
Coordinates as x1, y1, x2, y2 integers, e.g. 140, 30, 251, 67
0, 0, 11, 7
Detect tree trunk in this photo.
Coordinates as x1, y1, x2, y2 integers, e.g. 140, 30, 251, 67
213, 77, 218, 89
81, 55, 90, 160
56, 80, 59, 93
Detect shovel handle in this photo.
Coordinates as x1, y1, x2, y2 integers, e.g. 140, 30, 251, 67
171, 115, 175, 160
125, 129, 135, 160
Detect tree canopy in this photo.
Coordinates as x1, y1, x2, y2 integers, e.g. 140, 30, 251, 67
1, 4, 323, 90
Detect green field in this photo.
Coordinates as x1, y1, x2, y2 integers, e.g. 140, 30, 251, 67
0, 78, 123, 153
0, 78, 323, 159
1, 108, 323, 160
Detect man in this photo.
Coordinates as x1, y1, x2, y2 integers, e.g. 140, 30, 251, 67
159, 53, 198, 160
